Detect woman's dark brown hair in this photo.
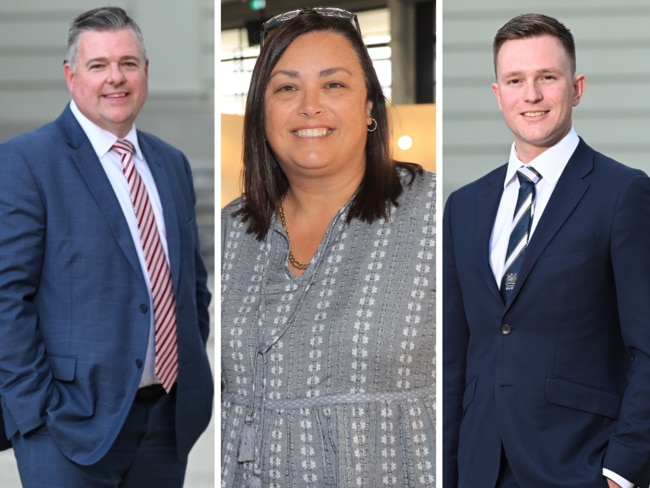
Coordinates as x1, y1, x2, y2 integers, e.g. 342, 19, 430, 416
235, 10, 422, 240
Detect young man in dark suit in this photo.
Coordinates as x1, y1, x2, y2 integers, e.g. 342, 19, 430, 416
444, 13, 650, 488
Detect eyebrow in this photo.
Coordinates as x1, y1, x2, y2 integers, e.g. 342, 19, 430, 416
84, 55, 142, 67
269, 66, 353, 80
501, 68, 562, 78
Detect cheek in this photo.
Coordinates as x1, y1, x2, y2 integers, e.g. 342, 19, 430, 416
264, 102, 291, 131
341, 99, 369, 125
500, 93, 518, 112
128, 76, 141, 91
76, 78, 100, 97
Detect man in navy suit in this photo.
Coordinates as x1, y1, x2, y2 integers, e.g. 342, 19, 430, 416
444, 13, 650, 488
0, 7, 213, 487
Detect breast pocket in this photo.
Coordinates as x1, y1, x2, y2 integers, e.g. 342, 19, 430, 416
543, 231, 599, 257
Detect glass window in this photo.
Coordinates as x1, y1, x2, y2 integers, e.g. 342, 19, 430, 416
220, 8, 391, 115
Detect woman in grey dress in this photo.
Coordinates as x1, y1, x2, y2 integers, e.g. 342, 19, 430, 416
221, 8, 435, 487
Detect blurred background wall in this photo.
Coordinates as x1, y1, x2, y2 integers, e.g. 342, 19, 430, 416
443, 0, 650, 201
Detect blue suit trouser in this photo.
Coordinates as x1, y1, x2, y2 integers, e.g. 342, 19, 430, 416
11, 388, 186, 488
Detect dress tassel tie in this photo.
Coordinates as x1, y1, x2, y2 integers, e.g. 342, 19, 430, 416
238, 415, 256, 462
245, 467, 263, 488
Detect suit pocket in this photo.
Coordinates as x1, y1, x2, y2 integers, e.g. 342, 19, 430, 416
545, 375, 621, 419
462, 376, 477, 415
543, 231, 599, 256
48, 356, 76, 382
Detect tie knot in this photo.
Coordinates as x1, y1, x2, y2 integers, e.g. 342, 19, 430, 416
517, 166, 542, 186
113, 139, 135, 156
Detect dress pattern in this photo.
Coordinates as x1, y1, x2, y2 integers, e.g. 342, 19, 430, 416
221, 170, 436, 487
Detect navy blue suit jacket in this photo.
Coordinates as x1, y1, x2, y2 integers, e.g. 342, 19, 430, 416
443, 140, 650, 487
0, 106, 213, 464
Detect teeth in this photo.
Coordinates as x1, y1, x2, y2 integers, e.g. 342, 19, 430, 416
294, 128, 331, 138
105, 93, 127, 98
523, 111, 545, 117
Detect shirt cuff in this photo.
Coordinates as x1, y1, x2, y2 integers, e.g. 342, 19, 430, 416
603, 468, 633, 488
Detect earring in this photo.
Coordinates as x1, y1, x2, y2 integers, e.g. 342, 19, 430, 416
367, 118, 378, 133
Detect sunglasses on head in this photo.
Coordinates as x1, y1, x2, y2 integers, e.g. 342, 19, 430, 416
260, 7, 362, 47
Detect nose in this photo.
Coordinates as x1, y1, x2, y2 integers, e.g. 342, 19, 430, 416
298, 87, 323, 117
107, 63, 126, 85
523, 80, 542, 102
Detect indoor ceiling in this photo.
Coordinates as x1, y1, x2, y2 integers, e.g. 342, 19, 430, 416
221, 0, 389, 30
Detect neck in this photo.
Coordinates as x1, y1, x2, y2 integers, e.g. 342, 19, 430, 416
283, 166, 364, 215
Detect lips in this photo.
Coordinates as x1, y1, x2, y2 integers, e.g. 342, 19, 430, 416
103, 92, 128, 99
292, 127, 332, 138
522, 111, 548, 118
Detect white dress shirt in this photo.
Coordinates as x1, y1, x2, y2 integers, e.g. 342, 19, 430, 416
489, 128, 579, 284
70, 100, 166, 388
488, 127, 632, 488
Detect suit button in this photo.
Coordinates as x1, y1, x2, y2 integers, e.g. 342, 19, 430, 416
135, 359, 143, 368
139, 304, 148, 313
501, 324, 512, 335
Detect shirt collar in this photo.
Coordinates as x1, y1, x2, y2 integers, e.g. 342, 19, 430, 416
503, 128, 580, 188
69, 100, 142, 159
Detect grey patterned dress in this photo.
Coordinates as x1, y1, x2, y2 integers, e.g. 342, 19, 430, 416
221, 170, 436, 487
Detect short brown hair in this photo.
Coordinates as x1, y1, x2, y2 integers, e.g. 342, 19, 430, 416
493, 13, 576, 76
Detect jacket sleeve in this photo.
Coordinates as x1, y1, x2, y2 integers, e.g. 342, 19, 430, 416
442, 191, 470, 488
603, 173, 650, 485
179, 152, 211, 345
0, 142, 54, 437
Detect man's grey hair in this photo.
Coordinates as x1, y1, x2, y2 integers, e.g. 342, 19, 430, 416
66, 6, 146, 70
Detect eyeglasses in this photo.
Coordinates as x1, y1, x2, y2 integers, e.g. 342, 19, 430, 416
260, 7, 361, 47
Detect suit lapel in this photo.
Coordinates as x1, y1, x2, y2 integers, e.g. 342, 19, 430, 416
57, 107, 143, 277
477, 167, 507, 301
138, 135, 182, 290
505, 140, 593, 308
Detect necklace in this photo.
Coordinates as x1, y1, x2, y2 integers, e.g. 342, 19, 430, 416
277, 197, 309, 271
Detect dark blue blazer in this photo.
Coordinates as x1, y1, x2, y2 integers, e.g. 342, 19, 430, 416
0, 105, 213, 464
443, 140, 650, 487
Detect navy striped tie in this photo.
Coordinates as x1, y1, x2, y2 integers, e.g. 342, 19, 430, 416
500, 166, 542, 302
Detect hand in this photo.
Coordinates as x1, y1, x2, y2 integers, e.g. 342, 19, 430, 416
605, 478, 622, 488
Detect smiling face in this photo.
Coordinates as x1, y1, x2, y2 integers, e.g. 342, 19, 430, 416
64, 28, 148, 137
491, 34, 585, 163
263, 30, 373, 181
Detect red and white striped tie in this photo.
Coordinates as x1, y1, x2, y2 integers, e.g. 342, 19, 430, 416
113, 139, 178, 392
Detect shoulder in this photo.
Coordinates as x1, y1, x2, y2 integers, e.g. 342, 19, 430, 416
136, 130, 193, 184
568, 141, 650, 209
577, 139, 647, 180
222, 196, 245, 215
1, 120, 62, 157
593, 153, 647, 180
136, 130, 185, 160
398, 167, 435, 205
392, 167, 436, 223
448, 163, 506, 202
0, 119, 68, 186
221, 197, 247, 229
